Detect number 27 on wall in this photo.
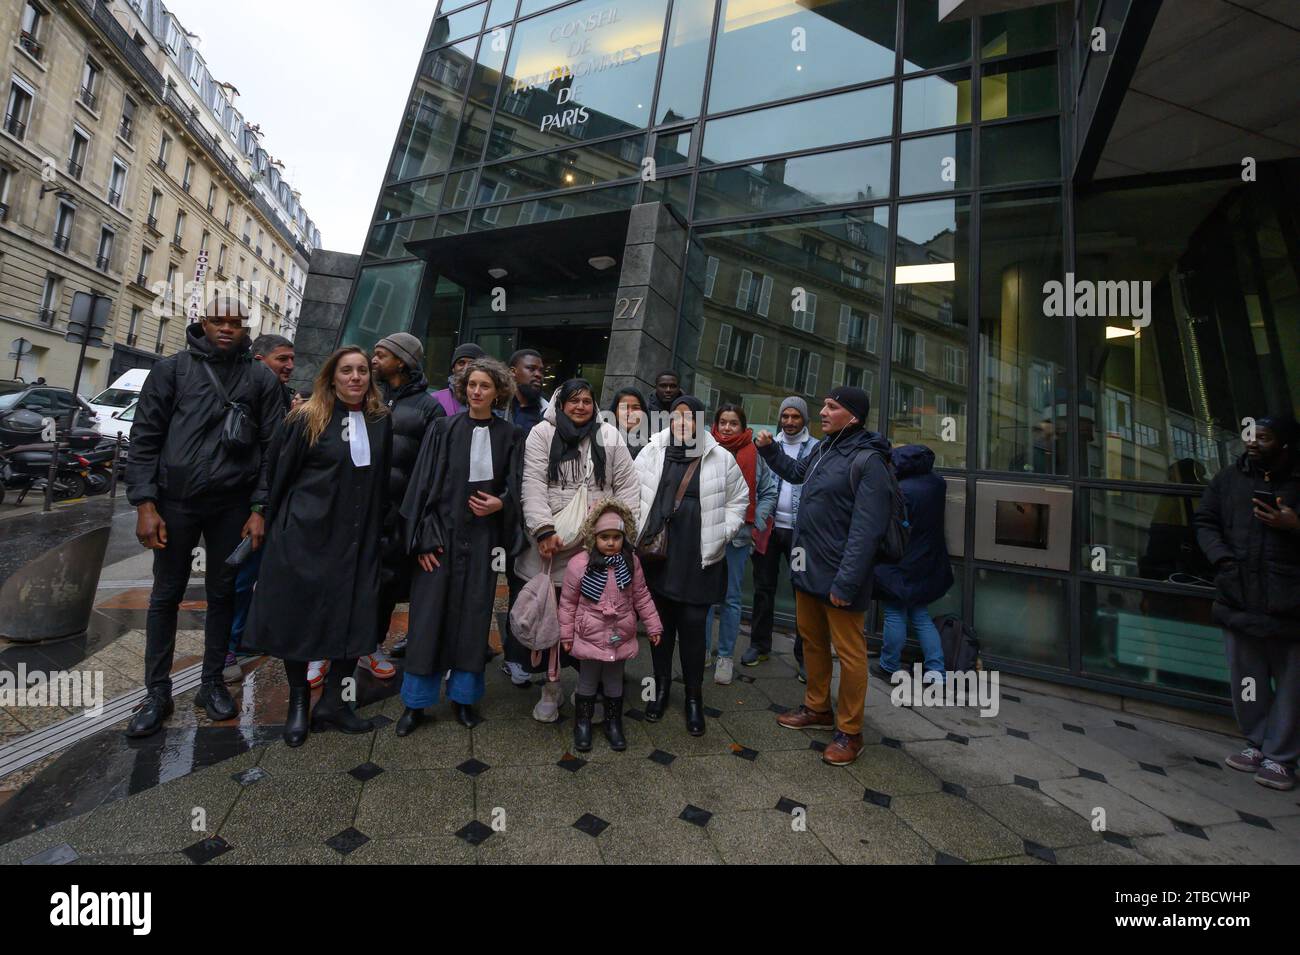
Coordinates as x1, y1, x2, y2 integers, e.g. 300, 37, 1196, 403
615, 297, 643, 319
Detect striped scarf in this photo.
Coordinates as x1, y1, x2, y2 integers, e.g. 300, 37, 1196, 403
580, 552, 631, 602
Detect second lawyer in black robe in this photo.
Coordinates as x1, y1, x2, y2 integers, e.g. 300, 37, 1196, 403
245, 402, 392, 662
399, 412, 524, 678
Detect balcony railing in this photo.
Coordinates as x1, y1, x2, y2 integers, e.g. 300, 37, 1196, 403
0, 202, 8, 222
38, 307, 55, 324
134, 273, 148, 288
79, 86, 98, 111
67, 158, 84, 180
108, 188, 122, 206
96, 253, 111, 271
118, 118, 133, 143
4, 112, 27, 140
53, 232, 70, 252
146, 215, 160, 235
182, 178, 191, 193
76, 1, 165, 98
255, 245, 263, 257
18, 31, 42, 60
171, 239, 186, 253
126, 332, 137, 346
153, 157, 168, 173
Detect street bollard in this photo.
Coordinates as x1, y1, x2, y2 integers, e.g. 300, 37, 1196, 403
43, 435, 56, 513
109, 433, 122, 498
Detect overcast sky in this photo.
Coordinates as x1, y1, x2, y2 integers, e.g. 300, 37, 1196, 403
170, 0, 432, 254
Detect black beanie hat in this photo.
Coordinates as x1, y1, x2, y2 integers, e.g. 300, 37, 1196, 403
451, 343, 485, 368
826, 385, 870, 424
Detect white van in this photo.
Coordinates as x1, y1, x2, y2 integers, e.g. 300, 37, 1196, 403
88, 369, 150, 429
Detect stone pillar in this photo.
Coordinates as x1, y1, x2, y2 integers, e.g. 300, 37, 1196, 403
292, 250, 359, 390
601, 202, 688, 407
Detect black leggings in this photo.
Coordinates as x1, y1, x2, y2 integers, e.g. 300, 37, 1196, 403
284, 658, 357, 690
650, 597, 709, 690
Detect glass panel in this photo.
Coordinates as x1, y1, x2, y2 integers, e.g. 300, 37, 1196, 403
642, 172, 690, 211
701, 85, 893, 166
467, 182, 639, 230
340, 261, 425, 352
977, 188, 1066, 474
708, 0, 896, 113
518, 0, 562, 14
694, 144, 891, 220
980, 118, 1060, 187
438, 211, 469, 235
980, 5, 1057, 58
487, 0, 669, 162
674, 207, 891, 434
1075, 169, 1300, 483
442, 169, 479, 209
973, 568, 1068, 667
903, 0, 970, 73
898, 130, 971, 195
891, 197, 970, 467
362, 217, 439, 263
485, 0, 516, 28
1081, 583, 1227, 697
901, 69, 972, 133
451, 26, 511, 168
429, 2, 486, 47
413, 276, 466, 390
388, 40, 477, 181
655, 0, 715, 123
652, 127, 691, 169
1081, 488, 1216, 585
378, 177, 444, 221
981, 52, 1058, 121
477, 134, 646, 202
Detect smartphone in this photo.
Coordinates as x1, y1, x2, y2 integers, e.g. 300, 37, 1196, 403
225, 536, 255, 567
1251, 491, 1276, 509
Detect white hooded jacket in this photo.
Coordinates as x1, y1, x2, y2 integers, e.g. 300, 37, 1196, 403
633, 428, 749, 568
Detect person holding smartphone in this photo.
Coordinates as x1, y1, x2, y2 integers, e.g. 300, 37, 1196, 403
1194, 412, 1300, 791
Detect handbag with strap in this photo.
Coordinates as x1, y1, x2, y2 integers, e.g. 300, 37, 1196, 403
508, 559, 561, 681
637, 458, 700, 563
197, 356, 256, 453
550, 450, 592, 549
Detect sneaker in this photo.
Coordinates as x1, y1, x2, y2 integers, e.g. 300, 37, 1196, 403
740, 646, 768, 666
500, 660, 532, 688
776, 704, 834, 730
307, 660, 329, 689
1225, 746, 1265, 773
221, 651, 243, 684
822, 730, 864, 766
358, 650, 396, 680
714, 656, 734, 686
869, 662, 896, 682
533, 680, 562, 723
704, 650, 714, 669
1254, 759, 1296, 791
796, 662, 807, 684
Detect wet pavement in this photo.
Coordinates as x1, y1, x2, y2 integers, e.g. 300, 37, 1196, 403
3, 501, 1300, 864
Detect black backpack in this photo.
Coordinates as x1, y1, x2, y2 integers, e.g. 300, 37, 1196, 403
934, 614, 980, 672
849, 448, 911, 563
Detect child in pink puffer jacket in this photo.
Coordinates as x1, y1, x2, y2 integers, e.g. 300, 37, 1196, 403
559, 498, 662, 753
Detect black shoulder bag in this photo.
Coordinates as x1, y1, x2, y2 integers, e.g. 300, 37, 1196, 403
198, 358, 256, 453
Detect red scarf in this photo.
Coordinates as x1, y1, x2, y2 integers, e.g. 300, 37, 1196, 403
712, 426, 757, 523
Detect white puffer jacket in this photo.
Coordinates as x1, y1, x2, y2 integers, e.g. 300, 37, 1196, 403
633, 429, 748, 568
517, 394, 639, 585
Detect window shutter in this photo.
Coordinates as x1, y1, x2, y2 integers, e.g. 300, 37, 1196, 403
757, 274, 773, 317
735, 269, 752, 309
838, 304, 850, 344
747, 334, 764, 379
714, 323, 732, 368
833, 360, 845, 388
784, 348, 800, 391
805, 353, 821, 397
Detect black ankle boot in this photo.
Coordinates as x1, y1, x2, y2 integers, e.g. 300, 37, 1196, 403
126, 687, 173, 738
573, 694, 596, 752
643, 674, 671, 722
395, 706, 424, 737
195, 680, 237, 721
684, 686, 705, 736
454, 703, 480, 728
312, 676, 374, 734
603, 696, 626, 751
283, 687, 310, 747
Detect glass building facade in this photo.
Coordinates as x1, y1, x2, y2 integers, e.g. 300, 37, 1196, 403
339, 0, 1300, 712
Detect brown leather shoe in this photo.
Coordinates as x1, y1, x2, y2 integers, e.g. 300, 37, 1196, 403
776, 705, 834, 730
822, 731, 864, 766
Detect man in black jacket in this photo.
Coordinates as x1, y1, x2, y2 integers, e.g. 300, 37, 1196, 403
756, 386, 892, 767
1194, 413, 1300, 791
370, 332, 443, 665
125, 299, 285, 737
251, 333, 295, 416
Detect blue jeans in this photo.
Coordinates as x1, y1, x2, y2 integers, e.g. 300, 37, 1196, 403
401, 669, 485, 709
230, 547, 263, 652
705, 540, 751, 660
880, 602, 945, 675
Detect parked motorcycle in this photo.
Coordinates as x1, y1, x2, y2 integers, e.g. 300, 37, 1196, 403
0, 409, 94, 505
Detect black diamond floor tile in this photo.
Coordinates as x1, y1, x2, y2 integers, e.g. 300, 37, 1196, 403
22, 843, 78, 865
457, 758, 490, 777
1139, 762, 1167, 776
348, 761, 385, 782
941, 781, 967, 798
1114, 720, 1138, 730
1102, 832, 1134, 849
647, 749, 676, 766
1078, 768, 1107, 783
182, 835, 232, 864
679, 804, 713, 827
731, 744, 759, 761
1002, 693, 1020, 703
624, 707, 645, 722
703, 706, 723, 718
1006, 727, 1030, 740
573, 813, 610, 837
325, 827, 370, 855
1237, 811, 1273, 830
1062, 723, 1085, 735
809, 740, 828, 753
767, 702, 790, 714
1193, 756, 1222, 769
936, 851, 967, 864
737, 674, 757, 684
946, 732, 969, 745
232, 766, 269, 787
456, 820, 494, 846
881, 737, 903, 749
1172, 819, 1208, 840
557, 754, 588, 773
1013, 775, 1040, 791
370, 714, 394, 729
863, 788, 892, 808
775, 797, 807, 814
1024, 840, 1057, 863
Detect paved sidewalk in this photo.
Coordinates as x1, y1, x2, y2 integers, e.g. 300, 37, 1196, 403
3, 632, 1298, 865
